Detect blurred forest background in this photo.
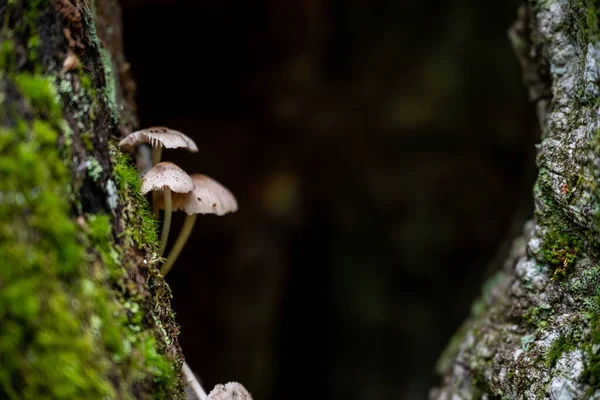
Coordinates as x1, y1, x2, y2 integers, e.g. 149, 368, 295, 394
119, 0, 538, 399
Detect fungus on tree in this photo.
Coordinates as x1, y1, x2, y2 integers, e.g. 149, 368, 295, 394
119, 126, 199, 214
206, 382, 252, 400
141, 161, 195, 256
118, 126, 199, 166
159, 173, 238, 275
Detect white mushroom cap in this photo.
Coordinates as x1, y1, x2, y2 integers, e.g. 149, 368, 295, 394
156, 173, 238, 215
118, 126, 199, 153
207, 382, 252, 400
141, 162, 195, 194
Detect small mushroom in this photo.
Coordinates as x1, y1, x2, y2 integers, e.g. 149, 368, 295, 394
206, 382, 252, 400
119, 126, 199, 214
160, 173, 238, 275
141, 161, 194, 256
118, 126, 199, 166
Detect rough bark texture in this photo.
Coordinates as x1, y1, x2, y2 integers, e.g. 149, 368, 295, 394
432, 0, 600, 398
0, 1, 184, 398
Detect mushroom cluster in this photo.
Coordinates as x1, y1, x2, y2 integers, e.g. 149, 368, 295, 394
183, 361, 253, 400
206, 381, 253, 400
118, 127, 238, 275
120, 128, 248, 398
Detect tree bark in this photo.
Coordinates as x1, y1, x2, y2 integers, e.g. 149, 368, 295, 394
432, 0, 600, 399
0, 1, 184, 398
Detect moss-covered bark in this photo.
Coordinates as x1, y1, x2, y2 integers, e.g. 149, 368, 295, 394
0, 1, 184, 398
431, 0, 600, 398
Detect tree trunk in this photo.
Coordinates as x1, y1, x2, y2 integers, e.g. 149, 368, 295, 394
431, 0, 600, 399
0, 1, 184, 398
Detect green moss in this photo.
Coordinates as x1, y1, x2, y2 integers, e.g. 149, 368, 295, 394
0, 1, 183, 397
524, 304, 554, 331
592, 128, 600, 234
79, 73, 93, 93
82, 131, 94, 151
0, 112, 115, 398
27, 35, 39, 65
0, 39, 15, 71
584, 0, 600, 39
546, 334, 578, 367
14, 74, 61, 121
87, 214, 119, 265
113, 148, 159, 248
567, 0, 600, 44
582, 299, 600, 392
85, 212, 177, 394
23, 0, 44, 21
541, 227, 582, 279
0, 75, 178, 397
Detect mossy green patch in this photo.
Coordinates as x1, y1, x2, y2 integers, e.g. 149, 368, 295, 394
26, 35, 39, 65
14, 74, 61, 122
524, 304, 554, 331
0, 106, 115, 398
582, 294, 600, 393
84, 211, 176, 395
0, 74, 178, 399
82, 131, 94, 151
567, 0, 600, 44
541, 227, 582, 279
546, 334, 578, 367
0, 0, 183, 397
0, 39, 15, 71
113, 148, 159, 248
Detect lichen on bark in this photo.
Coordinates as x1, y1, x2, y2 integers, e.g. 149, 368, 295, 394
432, 0, 600, 399
0, 0, 184, 398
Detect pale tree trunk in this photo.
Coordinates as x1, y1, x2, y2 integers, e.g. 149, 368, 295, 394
431, 0, 600, 399
0, 1, 184, 398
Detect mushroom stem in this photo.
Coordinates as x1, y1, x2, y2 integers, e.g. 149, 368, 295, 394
182, 361, 207, 400
151, 147, 163, 216
162, 214, 197, 276
151, 146, 163, 166
158, 187, 172, 256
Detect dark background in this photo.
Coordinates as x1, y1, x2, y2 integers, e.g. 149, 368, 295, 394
120, 1, 538, 399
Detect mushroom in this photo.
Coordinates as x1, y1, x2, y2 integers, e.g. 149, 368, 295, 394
141, 161, 194, 256
159, 173, 238, 275
119, 126, 199, 214
118, 126, 198, 166
206, 382, 252, 400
